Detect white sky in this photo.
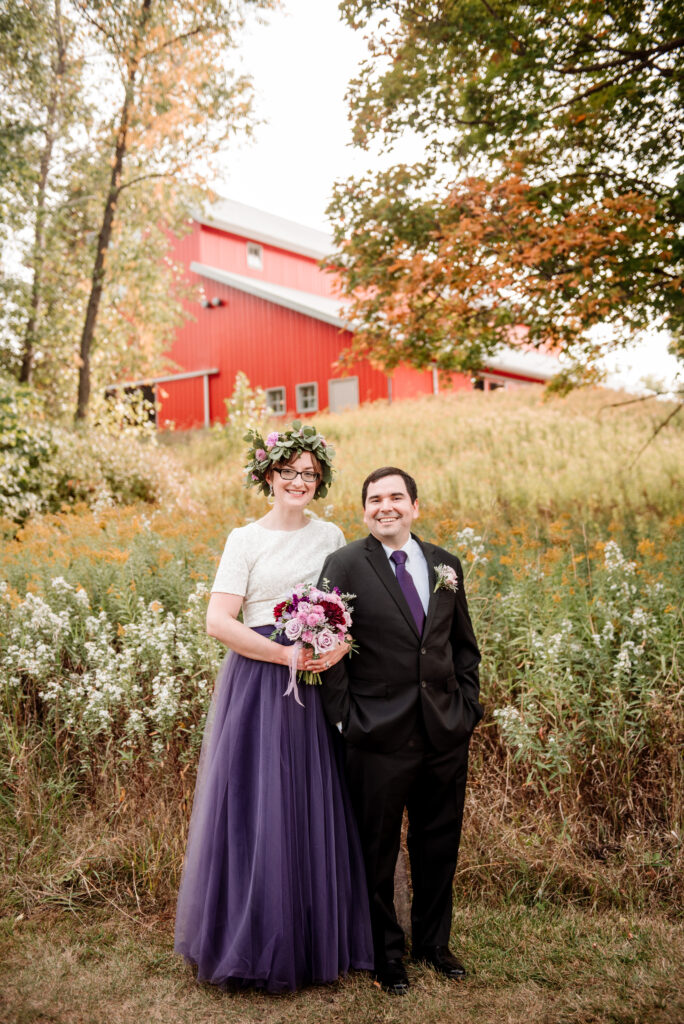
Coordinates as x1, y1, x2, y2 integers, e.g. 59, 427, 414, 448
217, 0, 681, 395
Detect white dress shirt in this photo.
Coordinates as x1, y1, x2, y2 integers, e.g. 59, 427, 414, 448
382, 536, 430, 614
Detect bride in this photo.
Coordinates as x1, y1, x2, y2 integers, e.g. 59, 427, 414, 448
174, 423, 373, 992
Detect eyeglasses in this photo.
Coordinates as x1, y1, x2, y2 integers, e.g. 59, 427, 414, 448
274, 468, 320, 483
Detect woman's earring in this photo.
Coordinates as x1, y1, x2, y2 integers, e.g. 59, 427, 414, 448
267, 483, 275, 505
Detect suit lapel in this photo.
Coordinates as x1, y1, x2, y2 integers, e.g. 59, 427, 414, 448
364, 535, 421, 638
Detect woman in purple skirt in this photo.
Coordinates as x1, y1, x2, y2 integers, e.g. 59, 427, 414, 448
174, 424, 373, 993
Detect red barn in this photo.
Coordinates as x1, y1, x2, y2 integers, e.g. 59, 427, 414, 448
125, 199, 561, 429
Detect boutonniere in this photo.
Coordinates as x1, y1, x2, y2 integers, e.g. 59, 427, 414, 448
433, 563, 459, 593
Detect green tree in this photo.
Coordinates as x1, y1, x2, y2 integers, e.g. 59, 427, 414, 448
1, 0, 273, 419
73, 0, 272, 420
0, 0, 90, 388
330, 0, 683, 381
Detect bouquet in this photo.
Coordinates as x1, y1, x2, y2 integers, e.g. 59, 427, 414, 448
272, 581, 355, 704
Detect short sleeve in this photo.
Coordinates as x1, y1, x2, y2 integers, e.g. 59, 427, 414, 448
211, 528, 250, 595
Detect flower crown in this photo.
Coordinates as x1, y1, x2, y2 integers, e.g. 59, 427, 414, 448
243, 421, 335, 498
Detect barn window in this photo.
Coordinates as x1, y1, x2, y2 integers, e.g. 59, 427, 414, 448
265, 386, 286, 415
296, 382, 318, 414
246, 241, 263, 269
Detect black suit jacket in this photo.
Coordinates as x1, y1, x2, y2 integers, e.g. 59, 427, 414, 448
318, 533, 483, 753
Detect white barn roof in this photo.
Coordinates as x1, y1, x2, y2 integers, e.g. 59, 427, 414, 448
197, 197, 333, 261
191, 262, 348, 328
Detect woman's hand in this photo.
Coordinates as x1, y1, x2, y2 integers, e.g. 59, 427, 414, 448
300, 637, 351, 673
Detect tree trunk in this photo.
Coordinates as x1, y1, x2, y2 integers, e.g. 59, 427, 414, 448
19, 0, 65, 384
75, 0, 153, 421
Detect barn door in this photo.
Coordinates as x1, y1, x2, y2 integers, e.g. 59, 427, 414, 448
328, 377, 359, 413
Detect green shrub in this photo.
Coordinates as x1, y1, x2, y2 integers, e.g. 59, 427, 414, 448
0, 376, 189, 523
0, 376, 57, 521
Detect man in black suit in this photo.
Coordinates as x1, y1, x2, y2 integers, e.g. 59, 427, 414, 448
319, 467, 483, 995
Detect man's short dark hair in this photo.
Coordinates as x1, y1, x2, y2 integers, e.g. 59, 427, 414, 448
361, 467, 418, 506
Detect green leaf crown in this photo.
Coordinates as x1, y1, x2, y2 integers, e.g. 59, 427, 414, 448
243, 420, 335, 499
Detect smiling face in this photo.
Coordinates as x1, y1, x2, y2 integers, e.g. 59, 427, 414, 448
363, 474, 419, 549
268, 451, 320, 510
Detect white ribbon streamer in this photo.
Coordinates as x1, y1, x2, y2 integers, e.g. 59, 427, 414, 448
283, 641, 304, 706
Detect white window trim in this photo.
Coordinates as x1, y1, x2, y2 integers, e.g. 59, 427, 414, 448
265, 385, 286, 416
296, 381, 319, 414
246, 241, 263, 269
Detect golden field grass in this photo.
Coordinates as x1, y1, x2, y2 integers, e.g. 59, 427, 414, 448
173, 386, 684, 536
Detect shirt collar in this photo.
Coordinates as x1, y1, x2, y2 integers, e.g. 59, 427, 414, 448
382, 535, 419, 561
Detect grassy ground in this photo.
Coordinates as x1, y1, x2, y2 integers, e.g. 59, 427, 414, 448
1, 901, 681, 1024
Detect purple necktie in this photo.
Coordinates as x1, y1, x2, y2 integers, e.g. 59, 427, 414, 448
390, 550, 425, 633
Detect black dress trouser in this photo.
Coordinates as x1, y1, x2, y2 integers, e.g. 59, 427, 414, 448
344, 726, 470, 964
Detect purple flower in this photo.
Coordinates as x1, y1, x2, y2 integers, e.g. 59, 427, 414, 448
251, 473, 259, 481
255, 448, 267, 461
266, 431, 280, 448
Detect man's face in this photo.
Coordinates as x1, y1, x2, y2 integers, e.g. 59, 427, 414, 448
363, 474, 419, 549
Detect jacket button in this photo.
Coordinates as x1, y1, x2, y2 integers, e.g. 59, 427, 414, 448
421, 680, 427, 688
421, 647, 426, 655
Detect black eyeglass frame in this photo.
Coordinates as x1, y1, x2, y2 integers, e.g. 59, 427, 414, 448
273, 467, 321, 483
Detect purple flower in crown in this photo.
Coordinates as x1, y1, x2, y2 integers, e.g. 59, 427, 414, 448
251, 473, 259, 481
266, 431, 280, 448
255, 448, 267, 462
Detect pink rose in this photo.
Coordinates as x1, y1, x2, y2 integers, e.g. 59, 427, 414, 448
255, 448, 267, 461
284, 618, 302, 640
266, 432, 280, 448
314, 629, 335, 655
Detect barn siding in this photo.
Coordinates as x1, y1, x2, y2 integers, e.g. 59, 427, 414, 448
158, 276, 390, 428
199, 226, 336, 297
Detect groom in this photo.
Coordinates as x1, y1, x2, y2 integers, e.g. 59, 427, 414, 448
319, 467, 483, 995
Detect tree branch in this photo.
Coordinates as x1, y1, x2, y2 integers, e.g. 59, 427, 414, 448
141, 23, 211, 60
628, 401, 683, 468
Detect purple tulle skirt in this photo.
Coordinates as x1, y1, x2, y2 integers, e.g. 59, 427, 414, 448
174, 626, 373, 992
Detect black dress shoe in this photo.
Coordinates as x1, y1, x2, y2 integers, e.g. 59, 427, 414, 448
372, 957, 410, 995
413, 945, 467, 979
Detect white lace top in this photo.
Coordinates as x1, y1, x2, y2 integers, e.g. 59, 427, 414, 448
211, 518, 346, 626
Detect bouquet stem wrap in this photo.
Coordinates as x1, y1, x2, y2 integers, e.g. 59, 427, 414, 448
284, 641, 304, 706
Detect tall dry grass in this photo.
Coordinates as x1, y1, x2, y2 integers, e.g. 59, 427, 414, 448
179, 386, 684, 535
